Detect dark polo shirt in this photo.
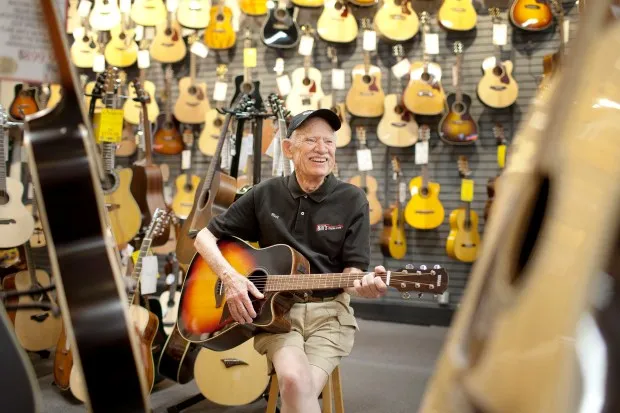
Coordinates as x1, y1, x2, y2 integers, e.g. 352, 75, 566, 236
207, 172, 370, 296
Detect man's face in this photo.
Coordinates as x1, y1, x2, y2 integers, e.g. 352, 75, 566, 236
283, 117, 336, 181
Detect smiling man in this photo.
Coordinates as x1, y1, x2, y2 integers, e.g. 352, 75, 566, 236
194, 109, 388, 413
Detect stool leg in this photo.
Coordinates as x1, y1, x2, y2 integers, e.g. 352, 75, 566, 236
332, 366, 344, 413
266, 375, 280, 413
322, 373, 333, 413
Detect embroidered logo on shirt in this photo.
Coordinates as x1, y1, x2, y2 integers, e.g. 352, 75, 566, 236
316, 224, 343, 232
271, 213, 280, 219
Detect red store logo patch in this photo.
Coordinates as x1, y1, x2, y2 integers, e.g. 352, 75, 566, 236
316, 224, 344, 232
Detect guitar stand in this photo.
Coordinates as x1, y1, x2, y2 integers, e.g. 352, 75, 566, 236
166, 393, 206, 413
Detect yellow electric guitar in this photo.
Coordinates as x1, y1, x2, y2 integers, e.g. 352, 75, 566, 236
104, 13, 139, 68
123, 46, 160, 125
319, 47, 351, 148
150, 11, 187, 63
446, 156, 480, 262
286, 27, 324, 116
240, 0, 268, 15
348, 127, 383, 225
317, 0, 358, 43
69, 18, 101, 69
374, 0, 419, 42
173, 35, 210, 124
438, 0, 477, 31
130, 0, 167, 26
204, 0, 236, 50
404, 125, 445, 230
380, 157, 407, 260
177, 0, 211, 29
89, 0, 121, 31
199, 64, 228, 156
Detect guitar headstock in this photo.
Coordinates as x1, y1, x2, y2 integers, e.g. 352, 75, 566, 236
420, 11, 430, 28
457, 155, 471, 179
391, 156, 401, 179
187, 32, 199, 46
91, 69, 109, 98
389, 264, 449, 296
355, 126, 367, 147
243, 28, 253, 49
489, 7, 501, 24
493, 123, 506, 146
392, 44, 404, 61
418, 124, 430, 142
361, 17, 372, 31
549, 0, 564, 20
453, 41, 463, 55
132, 79, 150, 104
147, 208, 169, 239
267, 93, 290, 121
216, 64, 228, 81
327, 46, 338, 66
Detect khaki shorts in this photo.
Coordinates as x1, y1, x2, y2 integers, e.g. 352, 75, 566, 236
253, 292, 359, 375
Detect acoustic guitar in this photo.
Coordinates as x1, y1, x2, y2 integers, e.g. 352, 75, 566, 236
204, 0, 237, 50
177, 0, 211, 29
286, 38, 325, 115
317, 0, 358, 43
484, 123, 506, 221
154, 66, 183, 155
292, 0, 323, 7
349, 0, 377, 6
124, 64, 160, 125
65, 0, 80, 34
9, 84, 39, 121
69, 18, 100, 69
540, 0, 566, 90
158, 322, 200, 384
477, 8, 519, 109
348, 127, 383, 225
172, 167, 201, 220
438, 42, 478, 145
380, 157, 407, 260
45, 83, 62, 109
438, 0, 477, 31
130, 0, 167, 26
150, 11, 187, 63
104, 13, 138, 68
509, 0, 553, 31
159, 253, 183, 335
260, 0, 301, 49
446, 156, 480, 262
199, 64, 228, 156
116, 121, 138, 157
240, 0, 268, 15
89, 0, 121, 31
374, 0, 419, 42
404, 125, 444, 230
319, 47, 351, 148
403, 12, 446, 116
377, 44, 418, 148
178, 236, 448, 349
173, 35, 210, 124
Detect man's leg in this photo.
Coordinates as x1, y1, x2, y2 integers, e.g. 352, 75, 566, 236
272, 346, 321, 413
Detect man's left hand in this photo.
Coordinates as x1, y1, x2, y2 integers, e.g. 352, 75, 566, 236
352, 266, 388, 299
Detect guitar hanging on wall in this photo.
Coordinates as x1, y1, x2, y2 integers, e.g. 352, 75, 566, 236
380, 157, 407, 260
260, 0, 301, 49
319, 47, 351, 148
286, 25, 324, 115
438, 0, 477, 31
154, 66, 184, 155
509, 0, 553, 31
374, 0, 419, 42
484, 123, 507, 221
150, 11, 188, 63
174, 34, 211, 124
200, 64, 229, 156
317, 0, 358, 43
348, 127, 382, 226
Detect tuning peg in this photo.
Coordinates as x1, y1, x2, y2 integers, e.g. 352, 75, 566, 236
405, 264, 414, 270
420, 265, 427, 271
433, 265, 442, 270
418, 293, 424, 299
401, 292, 411, 299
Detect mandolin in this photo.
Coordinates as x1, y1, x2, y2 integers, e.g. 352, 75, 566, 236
374, 0, 419, 42
446, 156, 480, 262
348, 127, 383, 225
173, 35, 210, 124
204, 0, 237, 50
404, 125, 444, 230
150, 11, 187, 63
154, 66, 183, 155
438, 41, 478, 145
403, 12, 446, 116
380, 157, 407, 260
199, 64, 228, 156
477, 8, 519, 109
438, 0, 477, 31
377, 44, 418, 148
9, 84, 39, 121
177, 0, 211, 29
69, 18, 101, 69
260, 0, 301, 49
509, 0, 553, 31
104, 13, 138, 68
130, 0, 167, 26
484, 123, 507, 221
89, 0, 121, 31
319, 47, 351, 148
240, 0, 268, 15
317, 0, 358, 43
178, 236, 448, 349
286, 30, 324, 115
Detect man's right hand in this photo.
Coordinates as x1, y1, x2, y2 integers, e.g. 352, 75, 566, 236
223, 272, 265, 324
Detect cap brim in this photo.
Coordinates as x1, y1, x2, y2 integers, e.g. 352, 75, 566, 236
286, 109, 341, 139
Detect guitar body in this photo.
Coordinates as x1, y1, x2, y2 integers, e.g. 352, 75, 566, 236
260, 5, 301, 49
124, 81, 160, 125
403, 62, 446, 115
204, 6, 236, 50
404, 177, 445, 230
153, 115, 184, 155
380, 207, 406, 259
158, 325, 200, 384
130, 0, 167, 26
446, 208, 480, 262
349, 0, 377, 5
240, 0, 268, 15
345, 65, 385, 118
438, 93, 478, 145
9, 85, 39, 120
116, 122, 138, 157
377, 94, 418, 147
172, 174, 201, 220
53, 325, 73, 391
70, 32, 99, 68
199, 108, 225, 156
292, 0, 323, 6
0, 178, 35, 248
26, 204, 46, 248
150, 19, 187, 63
319, 96, 351, 148
104, 26, 138, 68
348, 175, 383, 225
46, 84, 62, 109
129, 304, 158, 392
130, 164, 171, 246
194, 339, 269, 406
374, 0, 420, 41
174, 77, 210, 124
509, 0, 553, 31
13, 269, 62, 351
104, 168, 142, 246
2, 273, 18, 324
89, 0, 121, 31
159, 291, 181, 335
317, 4, 358, 43
177, 0, 211, 29
286, 67, 325, 115
438, 0, 477, 31
144, 296, 169, 384
477, 58, 519, 109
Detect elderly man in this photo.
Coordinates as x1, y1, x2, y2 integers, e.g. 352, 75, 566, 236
194, 109, 388, 413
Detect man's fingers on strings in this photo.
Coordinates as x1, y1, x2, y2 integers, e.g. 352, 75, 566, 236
247, 280, 265, 299
242, 294, 257, 319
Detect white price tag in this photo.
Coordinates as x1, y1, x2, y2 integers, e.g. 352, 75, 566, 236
93, 53, 106, 73
72, 26, 85, 41
165, 273, 176, 286
563, 20, 570, 44
239, 135, 253, 172
415, 140, 429, 165
77, 0, 92, 17
144, 27, 155, 40
137, 50, 151, 69
213, 81, 228, 102
276, 74, 292, 96
181, 149, 192, 169
273, 57, 285, 75
120, 0, 131, 12
134, 25, 144, 42
164, 184, 173, 205
140, 255, 158, 295
391, 58, 411, 79
398, 181, 407, 203
190, 41, 209, 58
424, 33, 439, 55
298, 35, 314, 56
356, 149, 373, 172
166, 0, 179, 12
363, 30, 377, 52
332, 68, 345, 90
28, 183, 34, 200
492, 23, 508, 46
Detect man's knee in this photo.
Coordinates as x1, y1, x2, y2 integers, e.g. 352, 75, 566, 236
278, 363, 315, 401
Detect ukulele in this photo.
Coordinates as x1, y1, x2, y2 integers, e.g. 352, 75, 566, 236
402, 13, 446, 116
540, 0, 566, 90
438, 42, 478, 145
317, 0, 358, 43
260, 0, 301, 49
204, 0, 237, 50
484, 123, 506, 221
509, 0, 553, 31
69, 18, 101, 69
123, 51, 160, 125
477, 8, 519, 109
159, 253, 183, 335
104, 12, 139, 68
131, 0, 167, 26
348, 127, 383, 225
154, 66, 184, 155
286, 27, 324, 115
177, 0, 211, 29
404, 125, 444, 230
374, 0, 419, 42
199, 64, 228, 156
345, 19, 385, 118
319, 47, 351, 148
438, 0, 477, 31
240, 0, 268, 15
173, 34, 210, 124
380, 157, 407, 260
9, 84, 39, 120
150, 11, 187, 63
377, 44, 418, 147
446, 156, 480, 262
89, 0, 121, 31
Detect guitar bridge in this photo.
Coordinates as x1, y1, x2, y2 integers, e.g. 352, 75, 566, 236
221, 358, 249, 368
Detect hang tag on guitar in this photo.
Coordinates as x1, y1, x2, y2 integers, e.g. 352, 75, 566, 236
424, 33, 439, 55
563, 20, 570, 44
415, 140, 429, 165
298, 35, 314, 57
213, 81, 228, 102
497, 144, 506, 169
332, 69, 345, 90
182, 150, 192, 170
137, 50, 150, 69
273, 57, 285, 75
119, 0, 131, 12
276, 74, 292, 97
363, 30, 377, 52
77, 0, 92, 17
134, 25, 144, 42
166, 0, 179, 12
140, 256, 158, 295
190, 41, 209, 58
92, 53, 106, 73
244, 48, 257, 68
399, 181, 407, 204
391, 58, 411, 79
492, 23, 508, 46
356, 149, 373, 172
460, 179, 474, 202
72, 26, 85, 42
94, 108, 124, 143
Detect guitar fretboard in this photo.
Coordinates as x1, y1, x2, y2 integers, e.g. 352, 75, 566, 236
128, 237, 153, 305
0, 126, 6, 194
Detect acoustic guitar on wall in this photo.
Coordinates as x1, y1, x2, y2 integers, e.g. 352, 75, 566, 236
374, 0, 419, 42
89, 0, 121, 31
286, 27, 324, 116
150, 11, 188, 63
174, 34, 210, 124
204, 0, 237, 50
176, 0, 211, 29
200, 64, 228, 156
123, 51, 161, 125
130, 0, 168, 26
319, 46, 351, 148
438, 0, 477, 31
240, 0, 268, 15
159, 253, 182, 335
260, 0, 301, 49
171, 157, 201, 221
292, 0, 323, 7
104, 12, 139, 68
154, 66, 184, 155
9, 83, 39, 121
70, 18, 100, 69
380, 157, 407, 260
509, 0, 553, 31
348, 127, 382, 225
317, 0, 358, 43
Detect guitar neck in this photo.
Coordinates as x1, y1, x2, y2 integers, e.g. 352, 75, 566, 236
464, 201, 472, 229
363, 51, 370, 74
0, 127, 6, 193
279, 118, 291, 176
142, 103, 154, 165
265, 272, 381, 292
128, 237, 154, 305
165, 78, 172, 123
23, 241, 38, 287
421, 164, 429, 191
190, 52, 196, 86
455, 54, 462, 102
102, 142, 116, 173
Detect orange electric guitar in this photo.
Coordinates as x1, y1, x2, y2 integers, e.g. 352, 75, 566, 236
348, 127, 383, 225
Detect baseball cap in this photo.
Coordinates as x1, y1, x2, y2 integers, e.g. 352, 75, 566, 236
285, 109, 341, 140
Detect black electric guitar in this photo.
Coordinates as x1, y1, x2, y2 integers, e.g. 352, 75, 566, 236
260, 0, 301, 49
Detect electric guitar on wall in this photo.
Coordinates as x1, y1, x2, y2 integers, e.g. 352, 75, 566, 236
177, 0, 211, 29
484, 123, 507, 221
319, 46, 351, 148
438, 0, 477, 31
286, 28, 324, 116
509, 0, 553, 31
348, 127, 383, 226
9, 84, 39, 121
104, 12, 139, 68
204, 0, 237, 50
200, 64, 228, 156
374, 0, 419, 42
154, 66, 183, 155
317, 0, 358, 43
380, 157, 407, 260
438, 42, 478, 145
130, 0, 167, 26
149, 11, 187, 63
261, 0, 300, 49
89, 0, 121, 31
174, 34, 210, 124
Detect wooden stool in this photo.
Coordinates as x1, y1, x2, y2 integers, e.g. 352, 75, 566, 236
265, 365, 344, 413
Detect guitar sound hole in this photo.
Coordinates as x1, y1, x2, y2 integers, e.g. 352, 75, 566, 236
394, 0, 403, 5
421, 72, 430, 81
241, 82, 254, 94
335, 1, 343, 10
89, 41, 96, 49
452, 102, 466, 114
214, 118, 223, 127
0, 191, 9, 206
119, 33, 126, 40
395, 105, 404, 115
420, 187, 429, 197
189, 86, 197, 95
165, 28, 172, 36
275, 9, 287, 19
216, 13, 225, 22
303, 78, 311, 86
101, 173, 117, 192
362, 75, 372, 84
184, 183, 194, 192
492, 65, 505, 77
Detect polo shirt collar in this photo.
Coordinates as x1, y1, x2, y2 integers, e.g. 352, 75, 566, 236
287, 172, 337, 203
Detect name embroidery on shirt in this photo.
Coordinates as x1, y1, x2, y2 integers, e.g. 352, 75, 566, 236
271, 213, 280, 219
316, 224, 343, 232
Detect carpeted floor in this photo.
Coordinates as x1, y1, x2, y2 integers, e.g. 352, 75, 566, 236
31, 319, 447, 413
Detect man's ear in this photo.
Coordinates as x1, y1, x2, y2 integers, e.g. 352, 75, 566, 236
282, 139, 293, 159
